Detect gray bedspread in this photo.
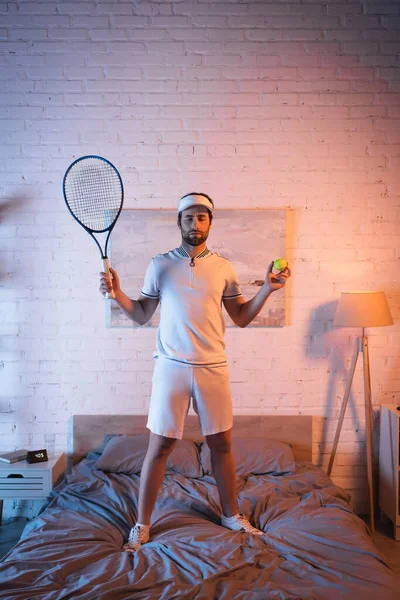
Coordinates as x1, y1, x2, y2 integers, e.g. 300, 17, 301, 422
0, 455, 398, 599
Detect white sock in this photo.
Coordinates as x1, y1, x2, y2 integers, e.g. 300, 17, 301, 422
135, 522, 150, 529
223, 513, 240, 521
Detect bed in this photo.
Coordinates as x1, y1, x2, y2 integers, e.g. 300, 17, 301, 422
0, 414, 398, 599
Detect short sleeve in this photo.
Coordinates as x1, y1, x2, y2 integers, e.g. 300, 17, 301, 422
141, 259, 159, 298
222, 261, 242, 299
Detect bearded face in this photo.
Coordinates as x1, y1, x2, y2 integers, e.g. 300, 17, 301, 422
178, 207, 211, 247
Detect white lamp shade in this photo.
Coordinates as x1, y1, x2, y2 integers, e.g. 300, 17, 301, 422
334, 291, 393, 328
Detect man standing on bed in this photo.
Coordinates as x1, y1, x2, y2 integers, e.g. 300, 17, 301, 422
99, 193, 291, 552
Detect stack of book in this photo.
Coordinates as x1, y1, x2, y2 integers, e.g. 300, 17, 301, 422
0, 449, 28, 464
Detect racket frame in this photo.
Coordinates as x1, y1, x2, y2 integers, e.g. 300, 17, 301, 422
62, 155, 124, 300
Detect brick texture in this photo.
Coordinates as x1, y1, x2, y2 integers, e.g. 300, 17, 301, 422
0, 0, 399, 519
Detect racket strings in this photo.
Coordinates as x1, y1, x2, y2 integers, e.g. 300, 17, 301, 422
64, 158, 122, 231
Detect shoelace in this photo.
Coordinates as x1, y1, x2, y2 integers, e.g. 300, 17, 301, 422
237, 514, 258, 531
128, 525, 149, 544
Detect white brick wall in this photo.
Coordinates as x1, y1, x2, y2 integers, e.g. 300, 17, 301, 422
0, 0, 399, 519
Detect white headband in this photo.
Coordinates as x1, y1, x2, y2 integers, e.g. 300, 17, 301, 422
177, 194, 214, 214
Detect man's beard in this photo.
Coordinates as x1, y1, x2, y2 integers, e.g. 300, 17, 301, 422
181, 229, 209, 247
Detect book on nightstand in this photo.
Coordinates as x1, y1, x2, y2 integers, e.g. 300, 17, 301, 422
0, 449, 28, 464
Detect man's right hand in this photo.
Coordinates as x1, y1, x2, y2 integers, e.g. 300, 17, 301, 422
99, 267, 120, 298
98, 270, 159, 324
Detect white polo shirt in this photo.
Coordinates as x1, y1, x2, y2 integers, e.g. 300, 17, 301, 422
141, 246, 242, 366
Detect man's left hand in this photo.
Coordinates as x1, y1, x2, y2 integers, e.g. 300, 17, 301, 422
265, 261, 291, 293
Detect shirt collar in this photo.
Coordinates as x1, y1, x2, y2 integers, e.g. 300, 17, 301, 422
177, 245, 210, 259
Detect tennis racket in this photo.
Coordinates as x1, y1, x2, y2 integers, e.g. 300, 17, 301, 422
62, 155, 124, 299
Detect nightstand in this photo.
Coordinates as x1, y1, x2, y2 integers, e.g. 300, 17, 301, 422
379, 405, 400, 541
0, 454, 66, 525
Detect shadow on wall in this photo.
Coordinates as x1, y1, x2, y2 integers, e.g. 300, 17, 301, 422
0, 194, 28, 218
0, 194, 29, 283
307, 298, 368, 468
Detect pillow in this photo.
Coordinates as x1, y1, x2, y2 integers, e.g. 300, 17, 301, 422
95, 434, 203, 478
200, 437, 295, 476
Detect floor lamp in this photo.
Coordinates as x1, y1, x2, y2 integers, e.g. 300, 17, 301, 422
328, 291, 393, 534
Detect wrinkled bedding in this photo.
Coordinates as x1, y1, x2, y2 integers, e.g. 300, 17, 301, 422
0, 454, 398, 599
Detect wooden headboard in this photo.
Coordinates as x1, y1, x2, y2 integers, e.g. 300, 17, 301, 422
69, 414, 316, 468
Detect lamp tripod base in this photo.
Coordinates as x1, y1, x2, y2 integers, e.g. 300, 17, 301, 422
328, 336, 375, 534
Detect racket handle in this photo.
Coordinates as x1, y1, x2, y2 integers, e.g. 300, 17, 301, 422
102, 257, 115, 300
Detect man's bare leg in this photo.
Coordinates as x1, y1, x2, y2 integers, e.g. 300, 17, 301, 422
206, 429, 238, 518
206, 428, 263, 535
137, 432, 177, 524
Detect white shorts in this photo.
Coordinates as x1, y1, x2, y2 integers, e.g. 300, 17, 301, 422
146, 357, 233, 439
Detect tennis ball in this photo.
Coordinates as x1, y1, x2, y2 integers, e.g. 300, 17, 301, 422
273, 258, 287, 272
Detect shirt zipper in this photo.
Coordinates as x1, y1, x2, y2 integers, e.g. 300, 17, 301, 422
190, 257, 195, 288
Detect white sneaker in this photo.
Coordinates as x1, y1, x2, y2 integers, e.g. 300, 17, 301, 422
123, 524, 150, 553
221, 513, 263, 535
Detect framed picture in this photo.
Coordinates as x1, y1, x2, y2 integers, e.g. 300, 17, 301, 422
108, 209, 286, 328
